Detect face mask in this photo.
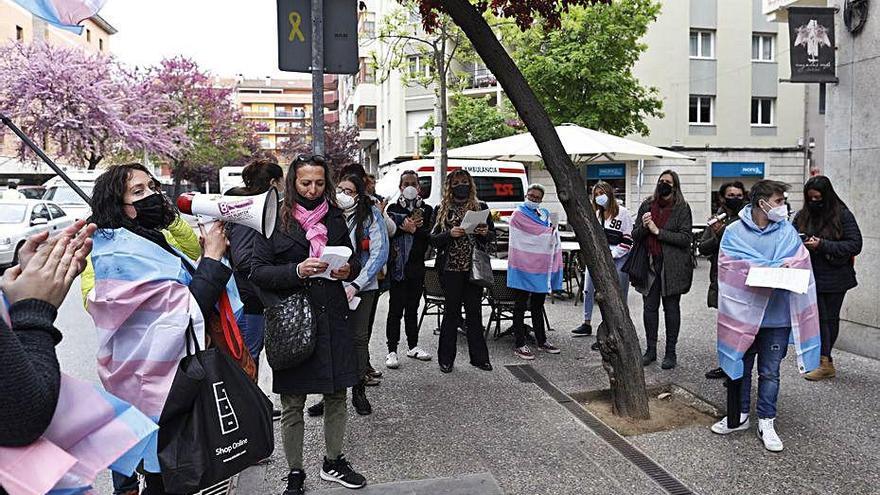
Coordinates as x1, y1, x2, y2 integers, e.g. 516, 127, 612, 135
295, 195, 324, 210
452, 184, 470, 200
761, 200, 788, 223
807, 200, 825, 212
595, 194, 609, 208
724, 197, 744, 212
336, 193, 355, 210
130, 193, 170, 230
657, 182, 673, 198
402, 186, 419, 201
524, 199, 540, 210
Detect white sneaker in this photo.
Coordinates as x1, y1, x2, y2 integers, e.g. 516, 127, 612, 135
757, 418, 784, 452
405, 346, 432, 361
710, 413, 750, 435
385, 352, 399, 369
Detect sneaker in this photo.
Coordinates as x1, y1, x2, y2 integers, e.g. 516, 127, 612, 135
307, 400, 324, 417
757, 418, 784, 452
572, 322, 592, 337
385, 352, 399, 369
406, 346, 433, 361
590, 341, 600, 351
514, 346, 536, 360
272, 408, 282, 421
710, 414, 750, 435
320, 455, 367, 489
537, 342, 561, 354
351, 384, 372, 416
282, 469, 306, 495
363, 375, 381, 387
705, 367, 726, 380
366, 365, 383, 378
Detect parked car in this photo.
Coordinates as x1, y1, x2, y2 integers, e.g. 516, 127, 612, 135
0, 200, 74, 267
42, 179, 94, 221
18, 185, 46, 200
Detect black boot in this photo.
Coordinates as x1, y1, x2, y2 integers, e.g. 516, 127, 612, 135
307, 400, 324, 417
282, 469, 305, 495
642, 348, 657, 366
352, 383, 372, 416
661, 353, 677, 370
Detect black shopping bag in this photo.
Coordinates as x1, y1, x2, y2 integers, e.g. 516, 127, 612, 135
158, 324, 274, 493
622, 239, 649, 291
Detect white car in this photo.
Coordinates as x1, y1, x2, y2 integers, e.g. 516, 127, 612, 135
0, 200, 74, 267
42, 182, 94, 221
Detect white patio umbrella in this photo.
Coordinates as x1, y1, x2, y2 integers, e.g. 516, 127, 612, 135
446, 123, 694, 162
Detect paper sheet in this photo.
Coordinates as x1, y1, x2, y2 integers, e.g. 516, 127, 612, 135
349, 296, 361, 310
549, 212, 560, 228
745, 267, 811, 294
460, 209, 490, 234
311, 246, 353, 279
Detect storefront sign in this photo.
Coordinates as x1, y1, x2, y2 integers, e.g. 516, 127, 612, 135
586, 164, 626, 180
712, 162, 766, 178
788, 7, 837, 83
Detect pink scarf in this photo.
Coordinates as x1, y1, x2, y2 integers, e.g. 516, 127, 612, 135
294, 200, 330, 257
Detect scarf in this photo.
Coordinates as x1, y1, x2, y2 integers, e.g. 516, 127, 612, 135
647, 198, 673, 257
507, 205, 564, 294
294, 200, 329, 258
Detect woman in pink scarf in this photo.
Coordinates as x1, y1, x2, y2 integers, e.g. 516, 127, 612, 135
250, 154, 366, 494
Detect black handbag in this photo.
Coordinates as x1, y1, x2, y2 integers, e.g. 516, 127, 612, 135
469, 241, 494, 288
158, 324, 274, 493
264, 290, 317, 371
622, 238, 650, 290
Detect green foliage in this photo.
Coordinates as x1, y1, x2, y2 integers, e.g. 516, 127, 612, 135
447, 94, 518, 148
502, 0, 664, 136
420, 115, 435, 155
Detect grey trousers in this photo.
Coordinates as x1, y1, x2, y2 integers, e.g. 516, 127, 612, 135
280, 389, 347, 470
351, 290, 379, 378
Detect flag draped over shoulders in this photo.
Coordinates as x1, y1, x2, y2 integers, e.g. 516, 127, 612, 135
507, 205, 563, 294
716, 208, 820, 380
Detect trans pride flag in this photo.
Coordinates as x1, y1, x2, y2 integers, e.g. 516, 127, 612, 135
10, 0, 107, 34
507, 205, 563, 294
0, 375, 158, 495
716, 207, 821, 380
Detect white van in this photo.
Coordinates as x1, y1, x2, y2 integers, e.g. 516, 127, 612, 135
42, 171, 101, 221
375, 159, 528, 219
219, 166, 245, 194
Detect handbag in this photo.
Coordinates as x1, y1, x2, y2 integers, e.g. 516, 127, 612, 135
622, 238, 650, 290
158, 324, 274, 493
263, 289, 317, 371
469, 241, 494, 288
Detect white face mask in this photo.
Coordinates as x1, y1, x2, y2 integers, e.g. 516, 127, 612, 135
336, 193, 355, 210
402, 185, 418, 201
761, 200, 788, 223
524, 199, 541, 210
595, 194, 609, 208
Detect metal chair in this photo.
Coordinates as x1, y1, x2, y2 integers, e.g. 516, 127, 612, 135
486, 270, 553, 340
418, 266, 446, 335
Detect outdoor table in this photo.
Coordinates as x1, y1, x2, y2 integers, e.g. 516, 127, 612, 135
559, 230, 576, 241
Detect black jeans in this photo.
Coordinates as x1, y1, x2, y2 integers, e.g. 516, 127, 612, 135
513, 290, 547, 348
438, 271, 490, 367
141, 473, 166, 495
817, 291, 847, 360
386, 274, 425, 353
643, 263, 681, 356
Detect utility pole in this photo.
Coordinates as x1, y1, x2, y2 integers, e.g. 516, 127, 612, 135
311, 0, 325, 155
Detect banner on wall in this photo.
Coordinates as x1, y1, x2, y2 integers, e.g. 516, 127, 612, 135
788, 7, 837, 83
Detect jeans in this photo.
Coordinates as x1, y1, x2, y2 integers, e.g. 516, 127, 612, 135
239, 313, 265, 363
111, 471, 139, 494
438, 271, 490, 367
740, 327, 791, 419
280, 389, 347, 470
583, 256, 630, 322
817, 292, 847, 360
386, 275, 425, 353
513, 290, 547, 348
351, 290, 379, 379
642, 259, 681, 355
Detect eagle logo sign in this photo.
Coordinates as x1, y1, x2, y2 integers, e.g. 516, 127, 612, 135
794, 19, 832, 63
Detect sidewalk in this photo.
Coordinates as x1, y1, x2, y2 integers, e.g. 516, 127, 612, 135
238, 263, 880, 495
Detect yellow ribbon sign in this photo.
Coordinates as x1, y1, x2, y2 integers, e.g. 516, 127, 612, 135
288, 11, 305, 42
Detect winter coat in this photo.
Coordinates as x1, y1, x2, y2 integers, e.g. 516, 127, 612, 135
386, 201, 434, 281
699, 207, 741, 308
250, 207, 362, 396
632, 198, 694, 297
794, 207, 863, 293
227, 223, 263, 314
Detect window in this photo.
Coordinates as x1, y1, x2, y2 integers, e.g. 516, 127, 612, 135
16, 25, 24, 41
99, 38, 104, 51
407, 55, 433, 78
47, 204, 66, 219
689, 30, 714, 59
31, 204, 50, 223
689, 95, 714, 124
86, 29, 91, 42
752, 34, 775, 62
357, 106, 377, 129
358, 58, 375, 84
358, 12, 375, 39
751, 98, 774, 126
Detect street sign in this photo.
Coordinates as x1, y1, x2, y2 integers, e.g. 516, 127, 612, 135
277, 0, 358, 74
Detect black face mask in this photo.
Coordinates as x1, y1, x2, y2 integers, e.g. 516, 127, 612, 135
724, 197, 744, 212
807, 200, 825, 212
452, 184, 470, 200
657, 182, 673, 198
296, 195, 324, 210
131, 193, 171, 230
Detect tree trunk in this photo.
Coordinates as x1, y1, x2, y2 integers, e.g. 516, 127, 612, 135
172, 161, 183, 196
87, 152, 102, 170
442, 0, 649, 419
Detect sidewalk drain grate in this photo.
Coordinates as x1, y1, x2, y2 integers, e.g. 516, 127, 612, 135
506, 364, 697, 495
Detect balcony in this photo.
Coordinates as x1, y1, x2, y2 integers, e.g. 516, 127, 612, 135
464, 68, 498, 90
243, 111, 272, 118
275, 110, 308, 119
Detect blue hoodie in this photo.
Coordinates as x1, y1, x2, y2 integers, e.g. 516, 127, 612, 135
722, 206, 794, 328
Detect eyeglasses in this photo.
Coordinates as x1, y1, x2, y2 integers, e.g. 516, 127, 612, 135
294, 154, 327, 165
336, 187, 357, 196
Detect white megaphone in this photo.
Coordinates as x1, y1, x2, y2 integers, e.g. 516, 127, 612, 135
176, 188, 279, 238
